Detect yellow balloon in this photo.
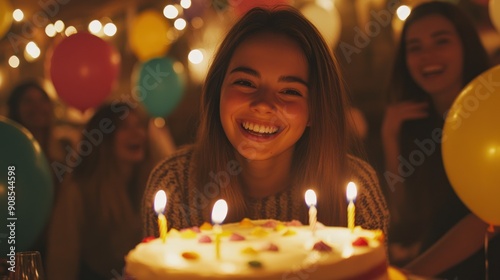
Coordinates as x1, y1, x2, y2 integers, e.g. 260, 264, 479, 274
490, 0, 500, 35
129, 10, 171, 61
442, 65, 500, 225
0, 0, 13, 39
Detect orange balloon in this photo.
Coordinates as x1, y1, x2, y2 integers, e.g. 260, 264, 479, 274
442, 65, 500, 225
129, 10, 171, 61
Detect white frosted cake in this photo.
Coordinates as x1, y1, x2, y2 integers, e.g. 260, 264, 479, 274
125, 219, 390, 280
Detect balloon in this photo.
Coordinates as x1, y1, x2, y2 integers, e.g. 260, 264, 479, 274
442, 65, 500, 225
49, 32, 120, 113
490, 0, 500, 34
0, 0, 12, 39
129, 10, 171, 61
230, 0, 292, 17
135, 57, 184, 117
0, 117, 54, 256
300, 3, 342, 47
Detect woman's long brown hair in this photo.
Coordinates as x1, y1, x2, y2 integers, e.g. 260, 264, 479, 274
193, 7, 355, 226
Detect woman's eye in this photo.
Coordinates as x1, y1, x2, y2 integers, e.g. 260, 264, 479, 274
233, 79, 254, 87
406, 45, 421, 53
281, 89, 302, 96
436, 38, 450, 45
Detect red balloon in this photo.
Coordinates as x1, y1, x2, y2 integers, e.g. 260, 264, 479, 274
230, 0, 292, 17
49, 32, 120, 112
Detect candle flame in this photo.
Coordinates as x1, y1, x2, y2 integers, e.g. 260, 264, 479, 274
346, 182, 357, 201
211, 199, 228, 224
154, 190, 167, 214
305, 189, 317, 206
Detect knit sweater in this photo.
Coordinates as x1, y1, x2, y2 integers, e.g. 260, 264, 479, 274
142, 146, 389, 237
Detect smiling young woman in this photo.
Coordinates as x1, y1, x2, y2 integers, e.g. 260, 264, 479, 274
381, 1, 499, 279
142, 7, 388, 242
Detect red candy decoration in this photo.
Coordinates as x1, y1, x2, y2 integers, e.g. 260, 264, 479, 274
312, 240, 332, 252
141, 236, 155, 243
352, 237, 369, 246
229, 233, 246, 241
198, 235, 212, 243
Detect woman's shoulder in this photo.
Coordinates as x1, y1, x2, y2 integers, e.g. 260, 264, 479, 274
347, 154, 377, 177
154, 145, 194, 168
346, 154, 381, 191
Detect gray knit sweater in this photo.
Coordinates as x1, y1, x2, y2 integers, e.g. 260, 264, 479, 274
142, 146, 389, 237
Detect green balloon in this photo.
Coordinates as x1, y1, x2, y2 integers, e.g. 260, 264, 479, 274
135, 57, 184, 117
0, 116, 54, 256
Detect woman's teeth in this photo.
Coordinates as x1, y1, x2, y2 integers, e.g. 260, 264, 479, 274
242, 121, 279, 134
422, 65, 444, 76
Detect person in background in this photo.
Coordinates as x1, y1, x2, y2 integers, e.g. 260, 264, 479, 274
46, 102, 154, 280
142, 7, 389, 240
381, 1, 499, 278
6, 80, 79, 271
6, 80, 78, 184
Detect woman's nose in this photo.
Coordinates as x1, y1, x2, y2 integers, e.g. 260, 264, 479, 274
250, 89, 277, 114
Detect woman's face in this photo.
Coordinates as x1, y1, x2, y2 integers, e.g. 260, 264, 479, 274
405, 14, 464, 99
18, 87, 53, 130
113, 112, 147, 164
220, 32, 310, 161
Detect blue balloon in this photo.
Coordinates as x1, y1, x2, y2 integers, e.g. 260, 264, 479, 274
135, 57, 184, 117
0, 116, 54, 256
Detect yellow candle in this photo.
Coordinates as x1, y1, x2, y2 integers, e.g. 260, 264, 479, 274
154, 190, 168, 243
346, 182, 357, 232
347, 201, 355, 232
211, 199, 228, 260
214, 224, 222, 259
305, 189, 318, 236
158, 213, 167, 242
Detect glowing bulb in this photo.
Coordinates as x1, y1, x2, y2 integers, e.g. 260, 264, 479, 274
103, 23, 117, 36
25, 41, 41, 59
54, 20, 65, 33
8, 56, 20, 68
163, 5, 179, 19
45, 24, 57, 37
88, 19, 102, 34
154, 117, 166, 128
13, 9, 24, 22
180, 0, 192, 9
188, 49, 204, 64
396, 5, 411, 21
65, 26, 77, 36
174, 18, 187, 30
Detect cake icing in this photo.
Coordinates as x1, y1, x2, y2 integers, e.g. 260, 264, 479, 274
125, 219, 389, 280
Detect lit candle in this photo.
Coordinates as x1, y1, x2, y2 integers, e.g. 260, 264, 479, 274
346, 182, 357, 232
305, 189, 317, 236
154, 190, 168, 243
211, 199, 228, 260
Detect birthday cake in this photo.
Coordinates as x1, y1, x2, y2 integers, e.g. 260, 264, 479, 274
125, 219, 391, 280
